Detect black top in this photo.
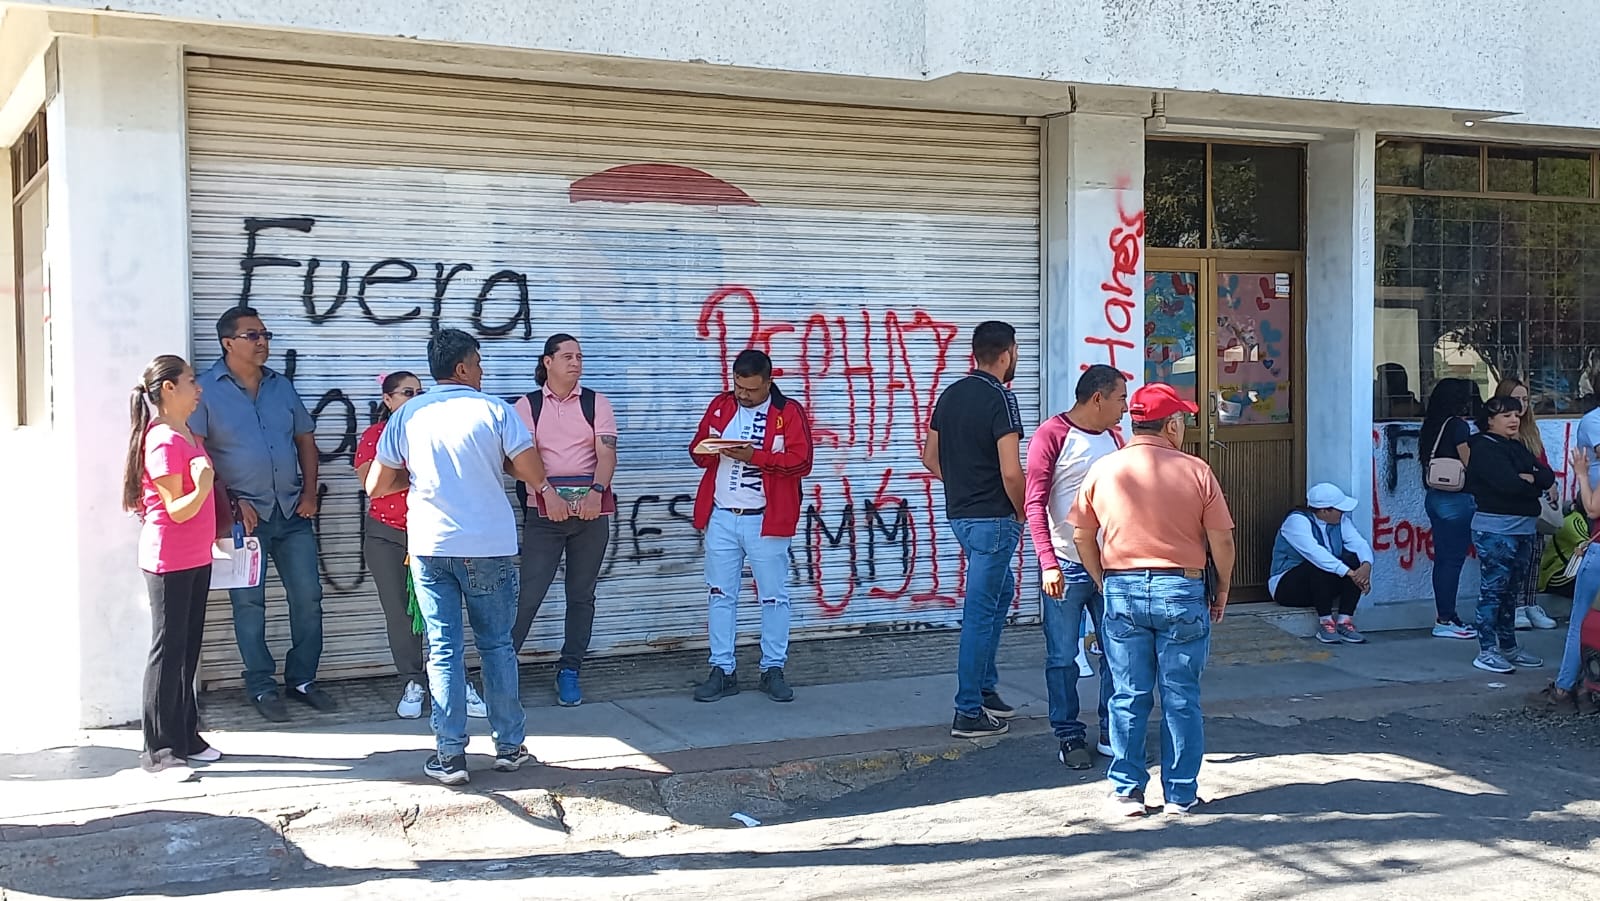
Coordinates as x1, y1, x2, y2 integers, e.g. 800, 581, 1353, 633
1422, 416, 1472, 466
929, 370, 1024, 519
1465, 432, 1555, 516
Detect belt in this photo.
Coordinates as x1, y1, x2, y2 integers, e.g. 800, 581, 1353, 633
720, 506, 766, 516
1103, 567, 1205, 579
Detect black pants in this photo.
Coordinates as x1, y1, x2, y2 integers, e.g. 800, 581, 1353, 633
362, 519, 425, 682
1272, 552, 1362, 618
142, 565, 212, 757
513, 513, 610, 668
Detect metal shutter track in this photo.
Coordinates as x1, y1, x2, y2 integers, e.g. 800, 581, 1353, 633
186, 57, 1041, 689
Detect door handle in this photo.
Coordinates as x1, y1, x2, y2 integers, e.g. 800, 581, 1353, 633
1210, 439, 1228, 451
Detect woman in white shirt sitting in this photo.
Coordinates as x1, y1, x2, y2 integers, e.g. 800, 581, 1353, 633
1269, 483, 1376, 645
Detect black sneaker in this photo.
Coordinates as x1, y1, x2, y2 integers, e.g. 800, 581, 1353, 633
693, 667, 739, 702
951, 711, 1009, 738
493, 745, 536, 772
288, 684, 337, 712
251, 690, 290, 723
759, 667, 795, 702
424, 753, 469, 785
981, 690, 1016, 719
1058, 738, 1094, 770
1096, 734, 1113, 758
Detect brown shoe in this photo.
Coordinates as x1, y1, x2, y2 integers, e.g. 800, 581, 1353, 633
1578, 690, 1600, 717
1529, 682, 1577, 714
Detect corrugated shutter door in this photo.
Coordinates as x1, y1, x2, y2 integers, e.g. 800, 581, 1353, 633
186, 56, 1041, 688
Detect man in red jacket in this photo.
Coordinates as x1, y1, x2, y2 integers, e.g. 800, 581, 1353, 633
689, 349, 814, 703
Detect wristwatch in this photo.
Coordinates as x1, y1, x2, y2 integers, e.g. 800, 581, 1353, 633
537, 483, 555, 496
590, 482, 608, 495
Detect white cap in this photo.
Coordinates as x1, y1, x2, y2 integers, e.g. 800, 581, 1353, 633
1306, 482, 1358, 513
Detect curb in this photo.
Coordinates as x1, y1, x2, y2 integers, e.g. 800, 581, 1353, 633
0, 723, 1044, 898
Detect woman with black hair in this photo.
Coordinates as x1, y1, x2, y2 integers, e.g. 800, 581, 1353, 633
122, 355, 219, 777
356, 371, 486, 720
1465, 395, 1556, 674
1419, 377, 1482, 640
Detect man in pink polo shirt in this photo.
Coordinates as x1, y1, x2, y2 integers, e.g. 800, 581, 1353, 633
511, 333, 619, 708
1070, 382, 1235, 818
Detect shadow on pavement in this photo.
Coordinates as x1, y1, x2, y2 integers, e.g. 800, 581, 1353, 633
10, 712, 1598, 898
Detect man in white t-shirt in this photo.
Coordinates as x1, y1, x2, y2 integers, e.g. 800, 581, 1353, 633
366, 329, 557, 787
688, 350, 814, 703
1023, 365, 1128, 769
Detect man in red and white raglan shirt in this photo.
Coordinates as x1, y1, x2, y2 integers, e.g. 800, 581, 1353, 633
688, 349, 814, 704
1024, 364, 1128, 769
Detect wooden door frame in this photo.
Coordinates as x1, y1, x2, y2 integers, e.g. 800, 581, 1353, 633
1145, 251, 1306, 471
1146, 251, 1308, 600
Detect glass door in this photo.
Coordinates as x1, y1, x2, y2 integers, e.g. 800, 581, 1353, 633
1146, 254, 1305, 598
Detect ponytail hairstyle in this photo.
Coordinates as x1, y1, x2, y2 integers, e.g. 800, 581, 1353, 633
122, 354, 191, 513
376, 370, 420, 423
534, 333, 578, 387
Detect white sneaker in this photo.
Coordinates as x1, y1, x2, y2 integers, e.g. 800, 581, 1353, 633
1515, 607, 1532, 631
186, 746, 222, 763
1433, 619, 1478, 640
397, 680, 425, 719
466, 681, 489, 719
1527, 605, 1558, 630
1106, 790, 1148, 818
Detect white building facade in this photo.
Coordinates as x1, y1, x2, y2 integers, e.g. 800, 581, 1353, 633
4, 0, 1597, 728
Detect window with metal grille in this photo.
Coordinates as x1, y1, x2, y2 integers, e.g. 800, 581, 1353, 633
9, 111, 49, 427
1374, 138, 1600, 419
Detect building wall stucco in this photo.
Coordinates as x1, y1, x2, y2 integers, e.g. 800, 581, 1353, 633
44, 36, 191, 727
12, 0, 1593, 129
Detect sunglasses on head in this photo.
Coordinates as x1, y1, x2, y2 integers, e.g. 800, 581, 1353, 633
391, 387, 426, 398
228, 330, 273, 343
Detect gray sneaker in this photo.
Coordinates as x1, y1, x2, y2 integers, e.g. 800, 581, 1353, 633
1502, 647, 1544, 668
1473, 650, 1515, 674
1335, 621, 1367, 644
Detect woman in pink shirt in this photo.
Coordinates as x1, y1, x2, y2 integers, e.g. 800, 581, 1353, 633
121, 354, 219, 775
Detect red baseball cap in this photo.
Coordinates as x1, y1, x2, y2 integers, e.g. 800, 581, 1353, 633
1129, 383, 1199, 422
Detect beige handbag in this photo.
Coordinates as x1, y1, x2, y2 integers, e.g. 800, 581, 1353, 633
1425, 421, 1466, 492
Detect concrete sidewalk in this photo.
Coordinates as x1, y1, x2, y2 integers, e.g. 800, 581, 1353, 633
0, 617, 1580, 897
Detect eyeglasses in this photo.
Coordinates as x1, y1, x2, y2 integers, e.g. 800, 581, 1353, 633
228, 330, 274, 343
391, 387, 426, 398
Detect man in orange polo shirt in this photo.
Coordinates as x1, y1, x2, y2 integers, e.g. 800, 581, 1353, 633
1069, 382, 1235, 818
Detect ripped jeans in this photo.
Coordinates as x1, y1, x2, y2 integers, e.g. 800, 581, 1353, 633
704, 508, 793, 674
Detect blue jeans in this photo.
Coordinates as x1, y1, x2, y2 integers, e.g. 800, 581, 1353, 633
1472, 531, 1534, 653
229, 511, 324, 699
1043, 582, 1112, 742
411, 555, 525, 758
1556, 550, 1600, 690
950, 517, 1023, 718
1425, 489, 1476, 622
704, 509, 792, 673
1101, 572, 1210, 806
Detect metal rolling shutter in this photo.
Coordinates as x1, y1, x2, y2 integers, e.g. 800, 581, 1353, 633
185, 56, 1041, 689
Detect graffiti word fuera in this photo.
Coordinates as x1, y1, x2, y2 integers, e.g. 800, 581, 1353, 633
239, 217, 534, 339
1083, 186, 1144, 379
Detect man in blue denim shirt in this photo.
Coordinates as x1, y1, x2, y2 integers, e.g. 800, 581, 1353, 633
367, 329, 556, 786
191, 306, 331, 722
1070, 383, 1235, 818
923, 321, 1026, 740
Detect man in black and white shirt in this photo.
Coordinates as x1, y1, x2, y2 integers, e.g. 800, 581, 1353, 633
688, 350, 815, 703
